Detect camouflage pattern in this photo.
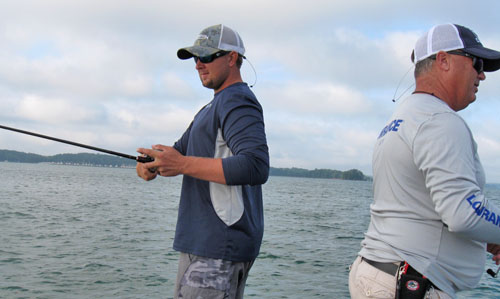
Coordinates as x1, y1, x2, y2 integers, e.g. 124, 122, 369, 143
180, 256, 234, 291
175, 253, 253, 299
178, 24, 224, 59
177, 24, 245, 60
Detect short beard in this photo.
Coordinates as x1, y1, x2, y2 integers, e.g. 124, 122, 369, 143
201, 75, 226, 91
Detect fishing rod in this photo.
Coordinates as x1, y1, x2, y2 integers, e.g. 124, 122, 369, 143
0, 124, 153, 163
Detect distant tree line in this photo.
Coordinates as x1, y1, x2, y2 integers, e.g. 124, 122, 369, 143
270, 167, 368, 181
0, 149, 370, 181
0, 149, 134, 167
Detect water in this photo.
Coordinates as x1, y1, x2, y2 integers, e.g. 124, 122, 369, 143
1, 162, 500, 298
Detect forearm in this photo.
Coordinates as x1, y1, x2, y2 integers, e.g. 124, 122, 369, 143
180, 156, 226, 185
137, 145, 226, 184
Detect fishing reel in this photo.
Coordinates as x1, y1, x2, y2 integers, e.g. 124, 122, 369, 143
137, 155, 154, 163
487, 267, 500, 278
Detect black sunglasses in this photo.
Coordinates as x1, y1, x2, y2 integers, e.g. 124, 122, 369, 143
447, 51, 483, 74
433, 50, 484, 74
194, 51, 230, 64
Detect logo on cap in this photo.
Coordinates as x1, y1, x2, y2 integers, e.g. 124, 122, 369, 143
470, 30, 481, 44
197, 34, 209, 41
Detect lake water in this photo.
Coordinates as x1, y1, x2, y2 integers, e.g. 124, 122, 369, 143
1, 162, 500, 298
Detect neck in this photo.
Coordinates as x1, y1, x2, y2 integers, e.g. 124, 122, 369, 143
414, 74, 452, 105
214, 71, 243, 94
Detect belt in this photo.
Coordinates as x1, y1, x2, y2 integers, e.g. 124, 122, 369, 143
361, 257, 401, 276
361, 257, 441, 291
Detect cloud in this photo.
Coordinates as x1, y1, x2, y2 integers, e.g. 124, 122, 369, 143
106, 102, 195, 134
121, 75, 154, 97
263, 81, 372, 117
267, 117, 377, 174
15, 95, 100, 124
476, 135, 500, 183
1, 0, 500, 183
162, 71, 197, 100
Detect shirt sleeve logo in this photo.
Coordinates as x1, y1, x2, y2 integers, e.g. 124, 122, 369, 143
378, 119, 404, 139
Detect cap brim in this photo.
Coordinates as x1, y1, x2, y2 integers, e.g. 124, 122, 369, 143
464, 46, 500, 72
177, 46, 220, 60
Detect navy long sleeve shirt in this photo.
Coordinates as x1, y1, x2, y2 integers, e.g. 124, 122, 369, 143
173, 82, 269, 262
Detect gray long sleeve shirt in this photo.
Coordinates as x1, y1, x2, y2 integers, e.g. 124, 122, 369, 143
359, 93, 500, 297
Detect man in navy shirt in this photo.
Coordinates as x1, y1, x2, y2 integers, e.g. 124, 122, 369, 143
136, 24, 269, 299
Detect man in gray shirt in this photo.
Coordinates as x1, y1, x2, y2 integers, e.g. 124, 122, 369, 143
349, 24, 500, 298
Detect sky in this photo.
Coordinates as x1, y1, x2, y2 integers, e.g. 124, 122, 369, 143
1, 0, 500, 182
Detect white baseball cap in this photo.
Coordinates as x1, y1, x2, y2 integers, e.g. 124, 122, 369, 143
411, 23, 500, 72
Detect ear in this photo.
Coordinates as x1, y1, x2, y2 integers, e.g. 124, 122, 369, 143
227, 51, 238, 67
434, 51, 451, 71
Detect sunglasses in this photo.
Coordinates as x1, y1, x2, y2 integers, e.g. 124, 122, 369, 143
430, 51, 484, 74
194, 51, 230, 64
447, 50, 484, 74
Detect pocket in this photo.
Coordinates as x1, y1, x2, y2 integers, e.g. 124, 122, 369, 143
356, 275, 395, 298
354, 260, 396, 298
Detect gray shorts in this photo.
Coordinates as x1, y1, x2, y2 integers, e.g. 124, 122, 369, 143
174, 252, 254, 299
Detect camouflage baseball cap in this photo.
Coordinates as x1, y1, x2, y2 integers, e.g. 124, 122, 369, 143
177, 24, 245, 60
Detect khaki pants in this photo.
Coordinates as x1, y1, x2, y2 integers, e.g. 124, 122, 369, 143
348, 256, 452, 299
